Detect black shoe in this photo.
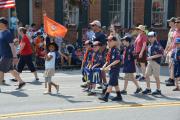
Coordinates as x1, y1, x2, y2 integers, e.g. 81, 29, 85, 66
139, 77, 145, 81
111, 96, 122, 101
10, 79, 18, 82
166, 80, 175, 86
165, 78, 172, 83
152, 89, 161, 95
81, 84, 87, 88
99, 96, 108, 102
120, 90, 127, 95
134, 88, 142, 94
88, 92, 96, 96
142, 89, 151, 95
17, 82, 26, 89
136, 75, 141, 79
97, 86, 102, 89
36, 78, 39, 81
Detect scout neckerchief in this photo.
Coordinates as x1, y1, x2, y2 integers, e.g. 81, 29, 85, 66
83, 48, 92, 63
106, 49, 111, 64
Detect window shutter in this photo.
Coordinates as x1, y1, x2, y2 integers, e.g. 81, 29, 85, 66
101, 0, 109, 26
55, 0, 63, 24
144, 0, 152, 27
168, 0, 175, 19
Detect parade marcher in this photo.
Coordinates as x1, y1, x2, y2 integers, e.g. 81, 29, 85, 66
0, 17, 25, 91
81, 40, 93, 88
134, 25, 148, 81
171, 38, 180, 91
166, 17, 180, 86
164, 17, 176, 85
90, 20, 108, 88
142, 32, 164, 95
120, 36, 142, 95
88, 41, 103, 96
17, 27, 39, 81
99, 36, 122, 102
44, 43, 59, 94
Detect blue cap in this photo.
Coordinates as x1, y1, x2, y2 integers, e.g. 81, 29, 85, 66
175, 38, 180, 44
121, 36, 132, 43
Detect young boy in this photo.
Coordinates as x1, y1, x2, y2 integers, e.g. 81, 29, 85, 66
99, 36, 122, 102
142, 31, 164, 95
121, 36, 142, 95
88, 41, 103, 96
172, 38, 180, 91
81, 40, 93, 88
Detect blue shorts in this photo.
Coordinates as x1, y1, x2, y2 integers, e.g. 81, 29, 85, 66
108, 69, 120, 86
174, 62, 180, 78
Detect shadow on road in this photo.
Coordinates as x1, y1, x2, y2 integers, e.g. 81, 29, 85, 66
1, 90, 28, 97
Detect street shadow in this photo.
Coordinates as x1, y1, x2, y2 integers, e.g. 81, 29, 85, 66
152, 94, 180, 101
49, 94, 92, 103
26, 81, 43, 85
1, 90, 28, 97
131, 94, 156, 101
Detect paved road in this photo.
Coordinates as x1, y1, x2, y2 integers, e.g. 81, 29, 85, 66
0, 66, 180, 120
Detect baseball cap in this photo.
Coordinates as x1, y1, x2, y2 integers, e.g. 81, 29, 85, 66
121, 36, 132, 43
147, 31, 157, 37
0, 17, 8, 25
167, 17, 176, 23
90, 20, 101, 27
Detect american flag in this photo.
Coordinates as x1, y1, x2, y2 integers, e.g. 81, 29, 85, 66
0, 0, 15, 9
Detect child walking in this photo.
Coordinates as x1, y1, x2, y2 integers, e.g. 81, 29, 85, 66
44, 43, 59, 94
99, 36, 122, 102
121, 36, 142, 95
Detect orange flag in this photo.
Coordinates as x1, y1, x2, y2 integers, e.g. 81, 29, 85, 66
44, 16, 67, 38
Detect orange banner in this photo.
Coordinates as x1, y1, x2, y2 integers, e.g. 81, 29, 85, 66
44, 16, 67, 38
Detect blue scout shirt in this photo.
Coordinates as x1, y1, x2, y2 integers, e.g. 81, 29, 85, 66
83, 49, 93, 66
123, 45, 136, 73
148, 41, 163, 64
92, 51, 104, 67
0, 30, 13, 58
171, 48, 180, 63
109, 47, 121, 70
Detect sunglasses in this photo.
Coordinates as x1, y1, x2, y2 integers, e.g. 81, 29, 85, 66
175, 22, 180, 23
91, 25, 96, 27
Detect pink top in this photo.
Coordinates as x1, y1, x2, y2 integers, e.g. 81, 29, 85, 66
172, 29, 180, 49
134, 33, 147, 53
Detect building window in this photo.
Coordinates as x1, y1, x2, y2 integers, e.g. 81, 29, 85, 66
109, 0, 122, 26
63, 0, 79, 26
151, 0, 167, 27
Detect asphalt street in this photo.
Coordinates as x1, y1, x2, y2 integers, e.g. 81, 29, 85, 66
0, 66, 180, 120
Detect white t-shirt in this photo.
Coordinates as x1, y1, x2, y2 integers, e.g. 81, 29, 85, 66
45, 52, 56, 69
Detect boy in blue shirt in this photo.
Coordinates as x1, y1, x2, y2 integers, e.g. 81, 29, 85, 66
99, 36, 122, 102
120, 36, 142, 95
142, 32, 164, 95
172, 38, 180, 91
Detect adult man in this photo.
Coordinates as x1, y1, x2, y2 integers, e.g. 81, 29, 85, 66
164, 17, 176, 86
166, 17, 180, 86
90, 20, 108, 88
0, 17, 25, 92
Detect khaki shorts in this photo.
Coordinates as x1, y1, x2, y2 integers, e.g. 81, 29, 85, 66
145, 60, 160, 77
124, 73, 135, 80
44, 68, 55, 77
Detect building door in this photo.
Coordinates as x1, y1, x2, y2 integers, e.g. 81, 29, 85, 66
15, 0, 29, 25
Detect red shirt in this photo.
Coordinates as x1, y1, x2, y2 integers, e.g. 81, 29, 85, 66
134, 33, 147, 53
20, 35, 33, 55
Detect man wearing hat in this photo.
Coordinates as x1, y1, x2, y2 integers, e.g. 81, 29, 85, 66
142, 31, 164, 95
166, 17, 180, 86
171, 37, 180, 91
0, 17, 26, 91
134, 25, 148, 81
164, 17, 176, 85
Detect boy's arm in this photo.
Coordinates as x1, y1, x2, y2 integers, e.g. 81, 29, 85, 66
45, 55, 53, 61
147, 54, 162, 60
105, 60, 120, 70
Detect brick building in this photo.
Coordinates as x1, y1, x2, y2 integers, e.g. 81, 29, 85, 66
0, 0, 180, 40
